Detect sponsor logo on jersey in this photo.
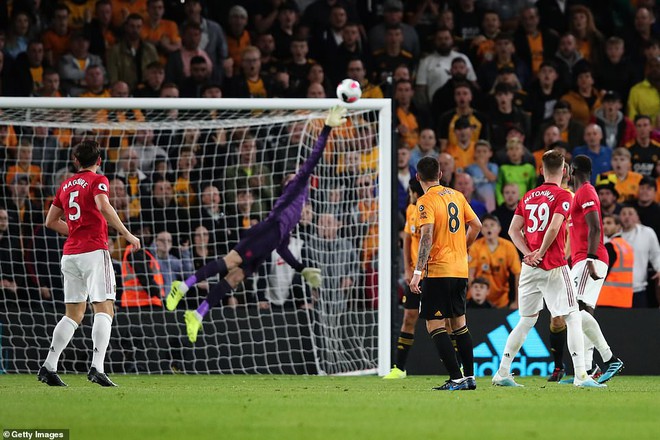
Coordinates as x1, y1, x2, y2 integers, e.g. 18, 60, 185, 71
473, 312, 553, 377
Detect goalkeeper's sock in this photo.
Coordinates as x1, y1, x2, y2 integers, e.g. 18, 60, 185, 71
549, 324, 567, 370
91, 313, 112, 374
430, 327, 462, 380
453, 326, 474, 377
43, 316, 78, 372
197, 279, 232, 318
395, 332, 414, 370
187, 258, 228, 288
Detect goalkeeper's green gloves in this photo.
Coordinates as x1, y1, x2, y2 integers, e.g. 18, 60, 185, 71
301, 267, 322, 288
325, 105, 348, 127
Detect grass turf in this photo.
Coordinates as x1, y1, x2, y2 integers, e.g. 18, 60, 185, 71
1, 375, 659, 440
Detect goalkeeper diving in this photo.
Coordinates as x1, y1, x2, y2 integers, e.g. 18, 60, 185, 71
166, 105, 348, 342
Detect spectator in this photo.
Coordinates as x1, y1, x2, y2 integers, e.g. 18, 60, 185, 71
193, 184, 237, 256
437, 82, 489, 151
468, 214, 521, 308
301, 0, 359, 38
111, 0, 148, 28
368, 0, 420, 59
150, 230, 193, 295
416, 27, 477, 104
455, 172, 488, 219
513, 6, 559, 77
496, 137, 536, 206
226, 5, 251, 75
5, 140, 42, 191
598, 213, 634, 308
231, 188, 263, 234
445, 116, 476, 171
282, 38, 316, 96
620, 205, 660, 308
181, 0, 229, 80
477, 33, 530, 93
430, 57, 481, 118
58, 31, 103, 97
310, 3, 347, 64
328, 22, 366, 85
346, 58, 383, 99
438, 152, 457, 188
568, 5, 604, 69
178, 56, 212, 98
492, 182, 519, 239
470, 9, 501, 65
120, 235, 165, 308
625, 6, 658, 69
0, 208, 27, 301
107, 13, 159, 90
536, 0, 574, 35
628, 57, 660, 121
466, 140, 498, 212
596, 180, 622, 216
453, 0, 481, 43
597, 148, 644, 203
256, 31, 279, 81
410, 128, 439, 167
79, 65, 109, 97
306, 82, 325, 98
533, 125, 561, 167
396, 145, 416, 214
224, 134, 275, 208
4, 11, 31, 59
527, 61, 565, 139
597, 37, 636, 105
560, 62, 603, 126
114, 146, 149, 217
537, 100, 585, 151
394, 79, 426, 149
36, 68, 62, 97
188, 225, 214, 302
41, 4, 71, 66
303, 63, 333, 98
572, 124, 612, 183
467, 277, 493, 309
172, 147, 201, 208
552, 33, 584, 90
134, 61, 165, 97
165, 22, 213, 88
9, 39, 48, 96
371, 23, 415, 86
254, 0, 287, 34
634, 176, 660, 233
142, 179, 190, 242
593, 91, 636, 150
628, 115, 660, 177
223, 46, 273, 98
271, 1, 301, 61
489, 83, 531, 152
85, 0, 117, 61
141, 0, 181, 65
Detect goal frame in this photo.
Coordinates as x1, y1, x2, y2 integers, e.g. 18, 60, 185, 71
0, 97, 393, 376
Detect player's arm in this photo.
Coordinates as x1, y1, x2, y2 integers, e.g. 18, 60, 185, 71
604, 242, 617, 277
44, 204, 69, 236
508, 214, 533, 257
409, 223, 433, 294
403, 232, 412, 283
94, 194, 141, 250
585, 211, 604, 280
466, 217, 482, 248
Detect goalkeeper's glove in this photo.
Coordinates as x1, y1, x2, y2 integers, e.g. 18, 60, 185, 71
301, 267, 322, 288
325, 105, 348, 127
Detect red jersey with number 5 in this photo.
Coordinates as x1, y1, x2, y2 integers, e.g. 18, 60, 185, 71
52, 170, 110, 255
515, 182, 572, 270
569, 182, 608, 266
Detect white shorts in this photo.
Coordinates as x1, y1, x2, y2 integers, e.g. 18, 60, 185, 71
518, 263, 578, 317
61, 249, 116, 304
570, 259, 608, 308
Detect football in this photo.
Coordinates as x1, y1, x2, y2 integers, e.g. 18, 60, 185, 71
336, 79, 362, 103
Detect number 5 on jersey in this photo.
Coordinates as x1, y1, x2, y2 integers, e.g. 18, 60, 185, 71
69, 190, 81, 221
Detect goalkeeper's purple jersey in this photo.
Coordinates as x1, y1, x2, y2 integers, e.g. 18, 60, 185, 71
266, 125, 332, 241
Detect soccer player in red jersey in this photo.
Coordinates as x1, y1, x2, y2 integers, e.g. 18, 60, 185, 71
492, 150, 605, 387
38, 140, 141, 387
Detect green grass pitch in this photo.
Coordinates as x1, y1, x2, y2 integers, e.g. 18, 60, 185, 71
1, 375, 659, 440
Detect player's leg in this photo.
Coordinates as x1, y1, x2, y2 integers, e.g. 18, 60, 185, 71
548, 316, 567, 382
384, 288, 419, 379
447, 279, 474, 388
185, 268, 246, 343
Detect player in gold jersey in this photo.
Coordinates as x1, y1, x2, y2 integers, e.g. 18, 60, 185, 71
410, 157, 482, 390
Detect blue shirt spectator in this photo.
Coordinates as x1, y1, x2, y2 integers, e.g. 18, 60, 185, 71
572, 124, 613, 184
150, 231, 194, 293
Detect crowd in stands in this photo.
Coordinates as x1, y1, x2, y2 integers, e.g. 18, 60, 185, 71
0, 0, 659, 310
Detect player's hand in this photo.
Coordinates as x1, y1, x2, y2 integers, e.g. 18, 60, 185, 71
586, 260, 603, 281
325, 105, 348, 127
524, 250, 542, 267
258, 301, 270, 310
126, 233, 141, 251
409, 273, 422, 294
302, 267, 322, 288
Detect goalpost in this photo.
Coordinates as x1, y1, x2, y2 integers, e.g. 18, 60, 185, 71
0, 97, 392, 376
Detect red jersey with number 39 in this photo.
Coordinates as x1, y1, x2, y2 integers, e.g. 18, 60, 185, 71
515, 182, 572, 270
52, 170, 110, 255
569, 183, 608, 266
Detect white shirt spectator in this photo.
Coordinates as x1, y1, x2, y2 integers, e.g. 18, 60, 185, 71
621, 223, 660, 292
416, 50, 477, 102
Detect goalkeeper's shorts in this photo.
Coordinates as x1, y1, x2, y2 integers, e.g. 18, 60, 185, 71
234, 220, 281, 276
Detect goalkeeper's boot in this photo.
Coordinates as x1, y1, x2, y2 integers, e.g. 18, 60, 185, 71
383, 366, 406, 379
184, 310, 202, 343
37, 366, 67, 387
598, 358, 624, 384
87, 367, 118, 387
492, 372, 523, 387
166, 280, 187, 311
432, 378, 470, 391
574, 376, 607, 388
547, 366, 566, 382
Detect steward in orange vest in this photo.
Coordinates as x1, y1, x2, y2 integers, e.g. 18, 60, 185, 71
121, 244, 165, 307
598, 234, 634, 308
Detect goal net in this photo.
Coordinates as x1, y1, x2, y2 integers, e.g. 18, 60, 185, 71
0, 97, 392, 376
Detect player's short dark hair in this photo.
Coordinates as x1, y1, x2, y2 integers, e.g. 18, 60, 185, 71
472, 277, 490, 288
542, 149, 565, 174
416, 157, 439, 182
408, 178, 424, 197
572, 154, 592, 177
74, 140, 101, 168
481, 214, 500, 225
602, 213, 621, 226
